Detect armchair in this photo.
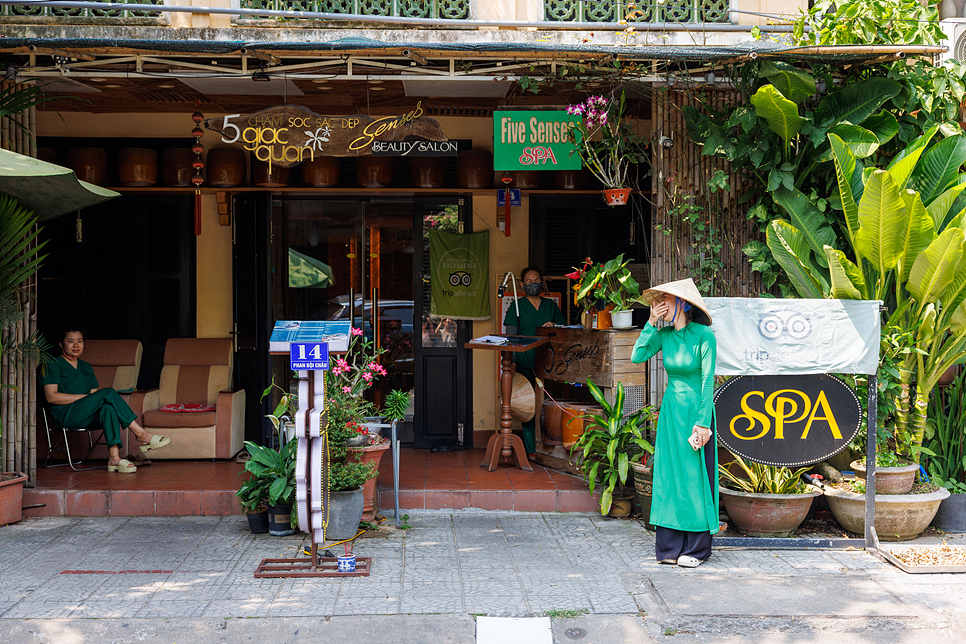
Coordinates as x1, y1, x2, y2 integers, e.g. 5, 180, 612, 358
139, 338, 245, 459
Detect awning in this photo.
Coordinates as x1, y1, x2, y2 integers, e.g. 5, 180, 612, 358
0, 148, 120, 221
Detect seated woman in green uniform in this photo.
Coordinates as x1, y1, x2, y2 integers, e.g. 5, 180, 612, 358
502, 267, 565, 461
43, 328, 172, 473
631, 278, 718, 569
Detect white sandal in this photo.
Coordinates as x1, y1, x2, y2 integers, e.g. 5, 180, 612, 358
677, 555, 702, 568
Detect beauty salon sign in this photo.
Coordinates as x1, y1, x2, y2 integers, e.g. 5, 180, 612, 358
207, 104, 449, 171
493, 110, 581, 171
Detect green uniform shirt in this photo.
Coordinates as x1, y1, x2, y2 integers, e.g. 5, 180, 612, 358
43, 357, 98, 424
503, 297, 565, 370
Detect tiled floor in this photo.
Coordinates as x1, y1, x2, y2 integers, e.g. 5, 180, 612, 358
24, 448, 598, 518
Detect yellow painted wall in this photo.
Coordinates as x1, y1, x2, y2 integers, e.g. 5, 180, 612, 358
195, 194, 234, 338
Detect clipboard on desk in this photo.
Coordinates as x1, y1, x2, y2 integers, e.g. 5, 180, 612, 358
465, 334, 548, 353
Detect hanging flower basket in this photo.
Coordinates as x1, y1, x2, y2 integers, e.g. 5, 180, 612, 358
601, 188, 631, 206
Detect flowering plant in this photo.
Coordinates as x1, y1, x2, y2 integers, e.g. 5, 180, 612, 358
565, 92, 647, 190
565, 254, 640, 312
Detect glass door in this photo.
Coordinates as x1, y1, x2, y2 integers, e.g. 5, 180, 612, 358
413, 197, 472, 449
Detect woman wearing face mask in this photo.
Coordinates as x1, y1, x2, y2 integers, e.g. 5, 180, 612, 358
503, 266, 565, 461
632, 278, 718, 568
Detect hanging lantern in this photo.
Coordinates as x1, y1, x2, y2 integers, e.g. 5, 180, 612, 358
191, 107, 205, 235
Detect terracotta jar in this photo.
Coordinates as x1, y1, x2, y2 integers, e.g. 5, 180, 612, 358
409, 156, 446, 188
252, 158, 290, 187
206, 148, 247, 187
553, 169, 590, 190
456, 149, 492, 188
161, 148, 195, 187
301, 156, 340, 187
66, 147, 108, 186
356, 156, 394, 188
506, 170, 541, 189
118, 148, 158, 187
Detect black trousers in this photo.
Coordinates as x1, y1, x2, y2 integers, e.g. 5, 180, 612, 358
654, 424, 717, 562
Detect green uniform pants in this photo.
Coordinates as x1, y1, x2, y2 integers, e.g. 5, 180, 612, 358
518, 366, 536, 455
51, 388, 137, 450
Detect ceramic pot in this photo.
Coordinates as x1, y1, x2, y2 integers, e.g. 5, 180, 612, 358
359, 442, 391, 521
118, 148, 158, 187
851, 460, 919, 495
246, 510, 269, 534
161, 148, 195, 187
206, 148, 247, 187
597, 306, 613, 330
938, 364, 960, 386
301, 156, 340, 187
326, 487, 365, 540
719, 485, 822, 538
631, 462, 655, 531
66, 147, 108, 186
337, 554, 357, 572
932, 492, 966, 532
825, 485, 950, 541
540, 399, 568, 446
356, 156, 394, 188
252, 158, 290, 187
611, 309, 634, 329
608, 496, 633, 519
267, 503, 295, 536
409, 156, 447, 188
602, 188, 632, 206
456, 149, 492, 188
0, 472, 27, 526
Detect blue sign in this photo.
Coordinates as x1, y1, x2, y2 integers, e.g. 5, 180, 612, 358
290, 342, 329, 370
497, 188, 521, 207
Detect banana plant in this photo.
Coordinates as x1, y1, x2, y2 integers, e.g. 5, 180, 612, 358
767, 133, 966, 463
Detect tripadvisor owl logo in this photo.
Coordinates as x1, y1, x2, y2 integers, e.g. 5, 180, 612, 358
757, 310, 812, 341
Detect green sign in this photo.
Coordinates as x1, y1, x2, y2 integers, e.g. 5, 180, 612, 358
493, 111, 581, 171
428, 230, 491, 321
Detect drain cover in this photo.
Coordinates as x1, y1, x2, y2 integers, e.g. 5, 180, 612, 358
564, 628, 587, 639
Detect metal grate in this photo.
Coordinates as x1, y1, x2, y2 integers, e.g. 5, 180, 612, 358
622, 384, 646, 416
543, 0, 730, 23
2, 0, 164, 18
237, 0, 470, 21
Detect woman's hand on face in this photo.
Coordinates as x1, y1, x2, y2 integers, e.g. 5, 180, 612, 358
648, 302, 669, 326
692, 425, 711, 447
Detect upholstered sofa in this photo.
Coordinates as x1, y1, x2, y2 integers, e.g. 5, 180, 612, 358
77, 339, 146, 460
139, 338, 245, 460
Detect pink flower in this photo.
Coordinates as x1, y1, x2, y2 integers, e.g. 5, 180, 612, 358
342, 386, 351, 393
375, 365, 387, 376
350, 327, 363, 336
567, 104, 585, 115
590, 95, 608, 107
362, 371, 373, 383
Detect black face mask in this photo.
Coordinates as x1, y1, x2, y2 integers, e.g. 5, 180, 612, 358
523, 283, 543, 296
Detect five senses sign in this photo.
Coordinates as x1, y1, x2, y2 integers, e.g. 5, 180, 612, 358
713, 374, 862, 467
493, 110, 581, 171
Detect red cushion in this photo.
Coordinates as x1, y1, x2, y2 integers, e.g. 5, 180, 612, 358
159, 404, 215, 413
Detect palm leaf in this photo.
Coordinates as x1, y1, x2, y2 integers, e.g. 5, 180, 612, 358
912, 135, 966, 206
750, 85, 806, 147
927, 183, 966, 231
908, 227, 966, 306
772, 185, 838, 267
829, 133, 862, 245
855, 170, 905, 280
888, 124, 939, 189
859, 111, 899, 147
814, 77, 901, 126
765, 220, 828, 298
898, 190, 937, 289
825, 124, 879, 159
824, 247, 864, 299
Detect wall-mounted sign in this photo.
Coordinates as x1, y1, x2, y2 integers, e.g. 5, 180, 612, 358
207, 104, 448, 171
497, 188, 521, 207
493, 110, 581, 171
371, 140, 458, 156
713, 374, 862, 467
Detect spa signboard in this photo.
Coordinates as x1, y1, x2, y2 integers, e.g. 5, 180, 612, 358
493, 110, 581, 171
207, 104, 452, 171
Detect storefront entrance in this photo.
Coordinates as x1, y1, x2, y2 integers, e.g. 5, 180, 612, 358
235, 195, 472, 448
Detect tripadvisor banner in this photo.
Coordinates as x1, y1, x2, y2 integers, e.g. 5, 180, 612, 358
704, 298, 881, 376
428, 229, 490, 320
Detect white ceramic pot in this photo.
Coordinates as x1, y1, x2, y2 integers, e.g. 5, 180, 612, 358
611, 309, 634, 329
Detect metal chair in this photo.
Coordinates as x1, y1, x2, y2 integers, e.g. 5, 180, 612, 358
42, 407, 107, 471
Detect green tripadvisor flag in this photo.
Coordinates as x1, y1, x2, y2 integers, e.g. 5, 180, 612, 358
428, 229, 490, 320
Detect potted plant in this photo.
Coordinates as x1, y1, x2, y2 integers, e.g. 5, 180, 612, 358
922, 371, 966, 532
565, 92, 648, 206
566, 254, 641, 330
237, 440, 296, 536
570, 379, 654, 516
718, 453, 820, 537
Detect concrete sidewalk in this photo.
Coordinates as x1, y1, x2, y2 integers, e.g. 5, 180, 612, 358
1, 511, 964, 643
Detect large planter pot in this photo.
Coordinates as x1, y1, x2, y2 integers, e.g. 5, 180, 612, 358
851, 459, 919, 495
301, 156, 340, 187
630, 462, 654, 531
0, 472, 27, 526
611, 309, 634, 329
246, 510, 269, 534
825, 486, 950, 541
252, 158, 290, 187
719, 485, 822, 537
327, 487, 365, 541
356, 156, 394, 188
932, 492, 966, 532
66, 147, 108, 186
161, 147, 195, 187
602, 188, 631, 206
608, 495, 633, 519
267, 503, 295, 536
118, 147, 159, 186
360, 442, 391, 521
207, 148, 247, 187
409, 156, 446, 188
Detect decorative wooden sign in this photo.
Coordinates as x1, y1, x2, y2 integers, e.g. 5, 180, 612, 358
534, 327, 646, 389
713, 374, 862, 467
206, 103, 448, 171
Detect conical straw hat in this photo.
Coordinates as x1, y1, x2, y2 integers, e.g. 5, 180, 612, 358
506, 372, 535, 422
639, 277, 712, 325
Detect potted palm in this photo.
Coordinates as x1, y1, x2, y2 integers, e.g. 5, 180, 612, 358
571, 380, 654, 516
565, 92, 648, 206
718, 454, 820, 537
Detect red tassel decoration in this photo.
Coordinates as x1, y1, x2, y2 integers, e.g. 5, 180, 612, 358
191, 107, 205, 236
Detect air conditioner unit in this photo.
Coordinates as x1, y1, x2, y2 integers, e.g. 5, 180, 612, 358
941, 18, 966, 63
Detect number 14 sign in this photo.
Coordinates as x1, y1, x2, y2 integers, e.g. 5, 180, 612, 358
290, 342, 329, 370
